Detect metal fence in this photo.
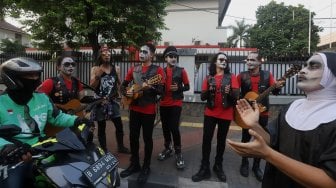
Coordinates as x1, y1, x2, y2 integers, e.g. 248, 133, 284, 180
0, 51, 308, 95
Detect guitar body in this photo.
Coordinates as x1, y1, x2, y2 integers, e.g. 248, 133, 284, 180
234, 91, 267, 129
45, 99, 84, 137
121, 74, 162, 109
234, 65, 301, 129
121, 84, 143, 109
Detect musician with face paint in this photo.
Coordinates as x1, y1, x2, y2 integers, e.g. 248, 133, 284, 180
227, 52, 336, 188
38, 56, 84, 104
236, 52, 284, 181
120, 43, 165, 183
192, 52, 239, 182
157, 46, 190, 170
89, 45, 130, 154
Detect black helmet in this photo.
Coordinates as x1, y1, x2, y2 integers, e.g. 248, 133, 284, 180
0, 57, 43, 90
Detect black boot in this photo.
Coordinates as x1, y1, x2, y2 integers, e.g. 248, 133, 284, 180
213, 163, 226, 182
137, 165, 151, 184
120, 163, 141, 178
191, 165, 211, 182
116, 133, 130, 154
252, 158, 263, 182
240, 157, 249, 177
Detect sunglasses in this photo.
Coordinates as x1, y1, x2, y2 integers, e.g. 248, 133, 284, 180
217, 58, 227, 62
63, 62, 76, 67
140, 50, 149, 54
246, 59, 257, 62
168, 55, 178, 58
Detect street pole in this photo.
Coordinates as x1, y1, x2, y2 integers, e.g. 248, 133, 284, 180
330, 0, 333, 48
309, 8, 311, 54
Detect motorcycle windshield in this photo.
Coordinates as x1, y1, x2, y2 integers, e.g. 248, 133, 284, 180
56, 128, 86, 151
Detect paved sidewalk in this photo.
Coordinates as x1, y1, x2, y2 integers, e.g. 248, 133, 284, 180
93, 114, 264, 188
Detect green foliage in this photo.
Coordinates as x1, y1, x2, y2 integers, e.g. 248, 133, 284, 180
227, 19, 251, 48
0, 38, 26, 53
2, 0, 169, 59
249, 1, 322, 57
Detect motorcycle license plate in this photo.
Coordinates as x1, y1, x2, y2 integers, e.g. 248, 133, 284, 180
83, 152, 118, 185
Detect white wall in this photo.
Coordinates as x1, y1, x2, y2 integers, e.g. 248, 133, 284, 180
159, 0, 227, 45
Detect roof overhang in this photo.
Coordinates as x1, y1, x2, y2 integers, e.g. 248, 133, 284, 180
218, 0, 231, 26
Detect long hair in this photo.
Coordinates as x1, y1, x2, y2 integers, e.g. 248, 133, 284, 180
208, 52, 231, 76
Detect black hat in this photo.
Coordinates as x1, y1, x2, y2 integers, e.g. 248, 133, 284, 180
163, 46, 178, 57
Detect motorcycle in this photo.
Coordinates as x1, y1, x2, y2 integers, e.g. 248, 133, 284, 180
0, 124, 120, 187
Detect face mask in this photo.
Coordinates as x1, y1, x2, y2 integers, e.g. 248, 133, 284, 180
139, 46, 151, 62
245, 53, 261, 70
297, 55, 324, 92
60, 57, 75, 76
215, 54, 227, 69
165, 54, 178, 66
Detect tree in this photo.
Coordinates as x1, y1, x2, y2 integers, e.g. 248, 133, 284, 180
227, 19, 251, 48
2, 0, 169, 60
249, 1, 322, 57
0, 38, 25, 53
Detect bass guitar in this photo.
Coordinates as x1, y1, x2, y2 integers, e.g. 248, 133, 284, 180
234, 65, 301, 129
121, 74, 162, 109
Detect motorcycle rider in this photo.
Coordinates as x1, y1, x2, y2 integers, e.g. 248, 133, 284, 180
0, 57, 93, 188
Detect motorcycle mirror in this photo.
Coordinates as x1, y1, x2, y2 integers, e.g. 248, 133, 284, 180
0, 125, 22, 138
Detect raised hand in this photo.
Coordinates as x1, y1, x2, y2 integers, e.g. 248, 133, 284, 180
227, 129, 271, 159
236, 99, 260, 128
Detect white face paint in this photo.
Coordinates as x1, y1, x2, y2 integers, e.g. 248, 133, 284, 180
60, 57, 75, 76
165, 53, 178, 67
139, 45, 152, 62
297, 54, 324, 92
215, 54, 227, 69
245, 53, 261, 70
100, 50, 111, 63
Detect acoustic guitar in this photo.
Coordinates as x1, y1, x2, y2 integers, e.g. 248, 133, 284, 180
234, 65, 301, 129
121, 74, 162, 109
44, 98, 105, 137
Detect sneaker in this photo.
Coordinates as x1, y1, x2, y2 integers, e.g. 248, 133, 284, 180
175, 153, 185, 169
157, 148, 173, 161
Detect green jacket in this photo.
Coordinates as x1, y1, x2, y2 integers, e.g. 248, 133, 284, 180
0, 92, 77, 149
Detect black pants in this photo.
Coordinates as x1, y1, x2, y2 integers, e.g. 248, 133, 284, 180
160, 106, 182, 153
129, 110, 155, 167
201, 115, 231, 166
97, 117, 124, 150
241, 115, 268, 143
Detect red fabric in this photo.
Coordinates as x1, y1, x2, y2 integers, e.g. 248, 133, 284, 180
201, 74, 239, 120
160, 67, 190, 107
125, 64, 165, 114
38, 77, 83, 95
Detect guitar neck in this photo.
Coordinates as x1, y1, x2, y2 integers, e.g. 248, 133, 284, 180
255, 84, 277, 103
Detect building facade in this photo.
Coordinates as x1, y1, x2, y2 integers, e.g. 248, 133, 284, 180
159, 0, 228, 46
0, 20, 31, 48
